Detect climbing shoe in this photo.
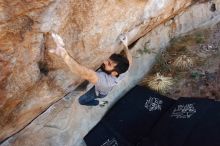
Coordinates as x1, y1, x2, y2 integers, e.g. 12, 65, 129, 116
99, 101, 108, 107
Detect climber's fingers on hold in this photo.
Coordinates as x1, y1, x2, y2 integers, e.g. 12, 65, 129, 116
51, 33, 65, 47
49, 46, 67, 59
49, 49, 56, 54
119, 34, 128, 46
49, 47, 60, 55
50, 32, 67, 57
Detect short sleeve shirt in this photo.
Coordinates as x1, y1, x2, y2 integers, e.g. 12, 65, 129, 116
95, 70, 126, 96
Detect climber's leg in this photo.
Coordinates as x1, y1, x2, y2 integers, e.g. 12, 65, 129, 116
78, 87, 99, 106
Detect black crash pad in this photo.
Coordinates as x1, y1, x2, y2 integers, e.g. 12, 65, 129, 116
137, 98, 220, 146
139, 97, 215, 146
183, 101, 220, 146
84, 86, 175, 146
84, 85, 220, 146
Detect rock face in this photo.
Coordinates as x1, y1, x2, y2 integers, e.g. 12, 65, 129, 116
0, 0, 219, 145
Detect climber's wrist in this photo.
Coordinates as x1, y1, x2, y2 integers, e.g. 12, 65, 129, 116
61, 49, 68, 59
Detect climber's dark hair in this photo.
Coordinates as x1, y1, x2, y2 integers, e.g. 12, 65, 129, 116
110, 53, 129, 77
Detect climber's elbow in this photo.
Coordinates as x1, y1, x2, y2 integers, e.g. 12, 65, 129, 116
80, 68, 98, 84
127, 54, 133, 68
86, 73, 98, 84
129, 56, 133, 66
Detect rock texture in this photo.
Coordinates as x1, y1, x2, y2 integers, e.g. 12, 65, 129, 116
0, 0, 219, 145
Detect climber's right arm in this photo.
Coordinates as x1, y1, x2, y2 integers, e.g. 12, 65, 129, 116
49, 33, 98, 84
119, 34, 132, 66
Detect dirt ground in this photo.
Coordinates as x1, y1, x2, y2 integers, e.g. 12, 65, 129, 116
140, 22, 220, 100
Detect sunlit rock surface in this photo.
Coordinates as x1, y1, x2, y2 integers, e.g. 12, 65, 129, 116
0, 0, 219, 145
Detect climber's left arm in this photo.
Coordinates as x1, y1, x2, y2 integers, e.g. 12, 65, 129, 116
49, 33, 98, 84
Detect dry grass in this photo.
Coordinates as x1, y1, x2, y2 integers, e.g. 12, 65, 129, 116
140, 27, 214, 96
140, 73, 174, 93
172, 55, 194, 70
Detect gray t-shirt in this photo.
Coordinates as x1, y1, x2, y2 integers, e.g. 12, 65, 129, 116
95, 70, 126, 96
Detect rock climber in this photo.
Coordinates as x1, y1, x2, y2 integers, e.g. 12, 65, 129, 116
50, 33, 132, 107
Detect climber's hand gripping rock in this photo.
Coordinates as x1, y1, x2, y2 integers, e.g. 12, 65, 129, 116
50, 33, 67, 58
119, 34, 132, 66
119, 34, 128, 47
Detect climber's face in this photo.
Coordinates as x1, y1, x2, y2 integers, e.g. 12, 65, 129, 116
101, 59, 118, 76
